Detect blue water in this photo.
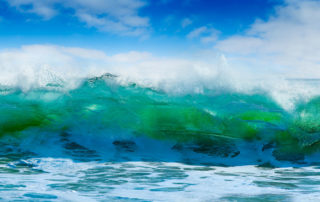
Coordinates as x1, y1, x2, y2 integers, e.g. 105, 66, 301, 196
1, 75, 320, 201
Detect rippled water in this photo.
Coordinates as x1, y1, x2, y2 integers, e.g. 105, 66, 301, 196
1, 141, 320, 202
2, 159, 320, 201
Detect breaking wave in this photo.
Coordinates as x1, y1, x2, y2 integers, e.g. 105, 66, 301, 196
1, 73, 320, 166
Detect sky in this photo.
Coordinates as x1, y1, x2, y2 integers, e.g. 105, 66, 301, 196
0, 0, 320, 84
0, 0, 279, 53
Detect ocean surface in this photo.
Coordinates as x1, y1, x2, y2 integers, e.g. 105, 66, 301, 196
1, 74, 320, 201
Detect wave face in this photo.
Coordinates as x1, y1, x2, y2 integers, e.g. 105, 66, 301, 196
1, 74, 320, 165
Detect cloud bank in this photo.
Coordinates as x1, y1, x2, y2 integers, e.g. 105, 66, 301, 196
215, 0, 320, 78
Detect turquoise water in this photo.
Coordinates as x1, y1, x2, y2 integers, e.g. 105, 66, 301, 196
1, 75, 320, 201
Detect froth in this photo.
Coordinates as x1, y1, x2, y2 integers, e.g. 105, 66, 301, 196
1, 44, 320, 110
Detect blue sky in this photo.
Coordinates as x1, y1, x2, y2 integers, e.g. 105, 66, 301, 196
1, 0, 320, 80
0, 0, 281, 54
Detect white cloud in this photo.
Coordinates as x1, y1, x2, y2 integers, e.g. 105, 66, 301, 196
111, 51, 152, 62
215, 0, 320, 78
181, 18, 192, 28
6, 0, 150, 36
200, 33, 219, 43
187, 26, 219, 43
7, 0, 57, 19
187, 26, 207, 39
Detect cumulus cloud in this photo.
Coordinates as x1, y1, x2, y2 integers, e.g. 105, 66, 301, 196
215, 0, 320, 78
187, 26, 219, 43
5, 0, 150, 36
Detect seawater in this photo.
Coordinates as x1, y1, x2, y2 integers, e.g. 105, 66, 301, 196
1, 75, 320, 201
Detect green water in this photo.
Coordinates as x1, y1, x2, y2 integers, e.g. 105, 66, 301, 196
1, 76, 320, 201
1, 76, 320, 163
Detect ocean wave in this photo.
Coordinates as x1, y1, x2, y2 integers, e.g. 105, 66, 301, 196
1, 74, 320, 165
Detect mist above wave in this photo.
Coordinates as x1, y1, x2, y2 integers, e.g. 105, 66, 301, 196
0, 45, 319, 110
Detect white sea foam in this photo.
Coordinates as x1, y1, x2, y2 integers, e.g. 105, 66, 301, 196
1, 158, 320, 201
1, 45, 320, 110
